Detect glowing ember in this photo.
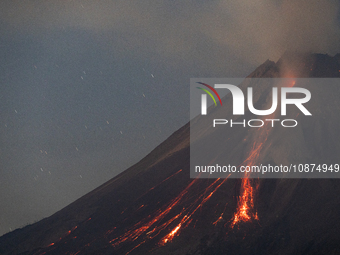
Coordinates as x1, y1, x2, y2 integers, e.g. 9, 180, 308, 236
213, 214, 224, 225
162, 223, 181, 244
289, 80, 296, 87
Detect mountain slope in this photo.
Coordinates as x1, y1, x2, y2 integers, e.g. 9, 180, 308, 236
1, 53, 340, 255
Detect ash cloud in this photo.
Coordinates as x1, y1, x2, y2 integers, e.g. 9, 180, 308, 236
203, 0, 340, 64
1, 0, 339, 66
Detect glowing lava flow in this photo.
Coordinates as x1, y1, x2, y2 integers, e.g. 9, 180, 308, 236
159, 178, 228, 245
231, 80, 296, 228
231, 114, 271, 227
230, 126, 269, 227
231, 178, 258, 227
109, 178, 198, 247
109, 177, 228, 252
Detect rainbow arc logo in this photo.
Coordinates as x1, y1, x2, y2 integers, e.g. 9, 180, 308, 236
196, 82, 223, 115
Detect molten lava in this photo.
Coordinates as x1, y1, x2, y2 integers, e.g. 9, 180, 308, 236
231, 178, 257, 227
231, 79, 296, 228
109, 177, 228, 253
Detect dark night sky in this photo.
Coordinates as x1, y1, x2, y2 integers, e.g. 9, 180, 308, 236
1, 0, 340, 236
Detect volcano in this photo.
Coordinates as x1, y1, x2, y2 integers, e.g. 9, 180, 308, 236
1, 52, 340, 255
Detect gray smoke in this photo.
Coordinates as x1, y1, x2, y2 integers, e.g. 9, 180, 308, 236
1, 0, 339, 66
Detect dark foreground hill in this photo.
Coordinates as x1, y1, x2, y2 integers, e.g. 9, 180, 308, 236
1, 52, 340, 255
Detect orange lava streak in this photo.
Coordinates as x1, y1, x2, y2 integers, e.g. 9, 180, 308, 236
231, 178, 256, 227
213, 214, 224, 225
231, 141, 264, 227
110, 177, 228, 250
160, 178, 228, 245
162, 224, 181, 244
231, 137, 267, 226
232, 80, 296, 227
110, 178, 199, 247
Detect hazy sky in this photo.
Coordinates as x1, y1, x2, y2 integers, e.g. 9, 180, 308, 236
1, 0, 340, 236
